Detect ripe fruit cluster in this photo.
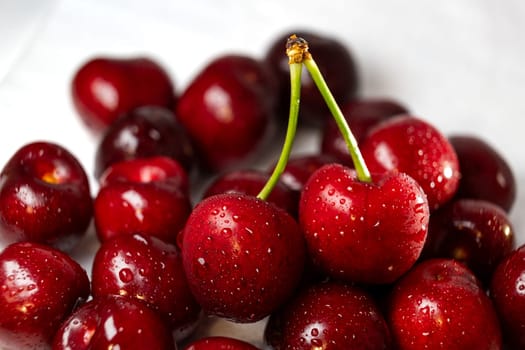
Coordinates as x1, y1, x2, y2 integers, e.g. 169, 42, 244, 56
0, 29, 521, 350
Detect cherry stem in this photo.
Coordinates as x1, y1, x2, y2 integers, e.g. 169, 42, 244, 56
303, 56, 372, 183
257, 60, 302, 200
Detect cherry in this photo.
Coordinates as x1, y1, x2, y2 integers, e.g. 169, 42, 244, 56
100, 155, 190, 195
265, 30, 359, 124
183, 336, 259, 350
0, 242, 90, 349
94, 156, 192, 245
449, 134, 516, 212
175, 54, 276, 172
94, 105, 195, 180
265, 281, 391, 349
201, 54, 279, 112
52, 295, 176, 350
272, 153, 339, 194
299, 163, 429, 284
0, 141, 92, 251
321, 97, 408, 164
181, 193, 306, 323
387, 258, 502, 349
91, 233, 201, 341
71, 56, 176, 133
283, 35, 429, 285
360, 115, 461, 210
490, 244, 525, 348
422, 198, 515, 285
202, 169, 298, 217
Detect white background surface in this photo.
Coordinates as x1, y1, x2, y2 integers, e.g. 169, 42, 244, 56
0, 0, 524, 347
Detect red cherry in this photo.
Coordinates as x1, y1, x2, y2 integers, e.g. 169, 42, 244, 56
387, 258, 502, 349
52, 295, 176, 350
0, 242, 90, 349
361, 115, 461, 210
423, 198, 515, 285
91, 234, 201, 340
181, 193, 306, 322
175, 55, 276, 171
449, 135, 516, 212
183, 336, 259, 350
265, 281, 391, 349
0, 141, 92, 251
265, 30, 359, 124
100, 155, 190, 195
321, 97, 408, 164
94, 106, 195, 180
202, 169, 298, 217
71, 56, 175, 133
94, 156, 192, 245
273, 153, 339, 194
490, 244, 525, 348
299, 163, 429, 284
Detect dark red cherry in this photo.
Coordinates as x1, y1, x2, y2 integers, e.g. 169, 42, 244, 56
52, 295, 176, 350
71, 56, 175, 133
422, 198, 515, 285
91, 233, 201, 340
449, 135, 516, 212
202, 169, 298, 217
176, 54, 276, 172
183, 336, 260, 350
299, 163, 429, 284
0, 242, 90, 349
273, 153, 339, 194
94, 105, 195, 179
100, 155, 189, 195
388, 258, 502, 349
360, 115, 461, 210
94, 156, 192, 245
265, 30, 359, 124
265, 281, 391, 349
181, 193, 306, 322
490, 244, 525, 348
0, 141, 92, 251
321, 97, 408, 164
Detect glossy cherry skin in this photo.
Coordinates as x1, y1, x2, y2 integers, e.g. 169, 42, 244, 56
0, 141, 92, 251
265, 30, 359, 124
91, 234, 201, 340
387, 258, 502, 349
265, 281, 391, 349
321, 97, 408, 164
72, 56, 175, 133
361, 115, 461, 210
299, 163, 429, 284
176, 55, 276, 172
449, 135, 516, 212
94, 156, 192, 245
490, 244, 525, 348
0, 242, 90, 350
181, 193, 306, 322
94, 105, 195, 179
183, 336, 259, 350
202, 169, 298, 217
422, 198, 515, 285
100, 155, 190, 195
52, 295, 176, 350
273, 153, 339, 194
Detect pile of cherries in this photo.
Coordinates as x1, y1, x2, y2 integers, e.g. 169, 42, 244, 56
0, 29, 522, 350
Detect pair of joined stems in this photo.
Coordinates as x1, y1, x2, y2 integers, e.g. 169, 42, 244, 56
257, 35, 371, 201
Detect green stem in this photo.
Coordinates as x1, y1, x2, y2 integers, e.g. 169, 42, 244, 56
257, 62, 302, 200
303, 58, 372, 183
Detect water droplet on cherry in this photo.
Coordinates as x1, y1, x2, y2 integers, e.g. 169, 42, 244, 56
119, 268, 134, 283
